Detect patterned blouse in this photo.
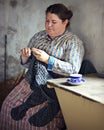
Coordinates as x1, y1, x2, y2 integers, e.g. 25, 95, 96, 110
23, 30, 85, 77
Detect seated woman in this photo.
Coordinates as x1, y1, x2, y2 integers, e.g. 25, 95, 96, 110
0, 3, 84, 130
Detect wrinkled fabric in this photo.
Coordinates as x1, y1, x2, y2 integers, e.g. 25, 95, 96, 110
0, 79, 65, 130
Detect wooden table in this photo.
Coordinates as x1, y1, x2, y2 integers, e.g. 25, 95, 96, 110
47, 75, 104, 130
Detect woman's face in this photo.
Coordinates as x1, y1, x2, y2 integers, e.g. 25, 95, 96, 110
45, 12, 68, 39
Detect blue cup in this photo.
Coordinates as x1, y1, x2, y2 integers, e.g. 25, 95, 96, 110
68, 74, 83, 83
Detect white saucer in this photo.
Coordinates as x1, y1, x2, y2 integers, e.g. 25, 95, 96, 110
67, 79, 85, 86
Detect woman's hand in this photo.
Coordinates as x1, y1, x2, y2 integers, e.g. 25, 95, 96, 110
31, 48, 49, 64
20, 48, 31, 63
20, 48, 31, 57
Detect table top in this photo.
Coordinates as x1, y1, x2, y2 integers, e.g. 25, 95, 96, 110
47, 74, 104, 104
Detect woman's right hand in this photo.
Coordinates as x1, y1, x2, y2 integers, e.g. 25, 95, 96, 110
20, 48, 31, 63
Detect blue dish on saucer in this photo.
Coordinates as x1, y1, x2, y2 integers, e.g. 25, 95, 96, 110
67, 74, 85, 86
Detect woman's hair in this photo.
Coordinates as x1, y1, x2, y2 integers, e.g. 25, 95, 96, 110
46, 3, 73, 27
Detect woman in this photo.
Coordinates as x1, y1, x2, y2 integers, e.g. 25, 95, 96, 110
0, 3, 84, 130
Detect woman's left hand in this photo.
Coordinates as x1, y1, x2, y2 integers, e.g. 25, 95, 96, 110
31, 48, 49, 64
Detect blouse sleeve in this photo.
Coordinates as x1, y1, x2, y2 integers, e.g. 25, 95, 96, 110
47, 36, 85, 76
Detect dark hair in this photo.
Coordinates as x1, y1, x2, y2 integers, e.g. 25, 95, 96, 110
46, 3, 73, 27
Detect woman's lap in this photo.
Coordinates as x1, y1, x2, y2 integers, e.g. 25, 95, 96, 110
0, 79, 64, 130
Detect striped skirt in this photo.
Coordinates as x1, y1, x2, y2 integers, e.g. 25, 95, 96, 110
0, 79, 65, 130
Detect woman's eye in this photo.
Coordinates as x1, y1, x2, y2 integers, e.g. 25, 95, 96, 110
46, 20, 49, 23
52, 21, 57, 24
46, 20, 57, 25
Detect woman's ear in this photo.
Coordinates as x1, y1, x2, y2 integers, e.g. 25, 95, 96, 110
63, 19, 69, 26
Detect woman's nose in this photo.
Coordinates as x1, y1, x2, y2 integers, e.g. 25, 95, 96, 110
48, 22, 52, 27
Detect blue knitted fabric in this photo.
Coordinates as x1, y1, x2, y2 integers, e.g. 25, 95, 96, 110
25, 54, 51, 89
